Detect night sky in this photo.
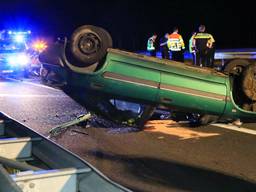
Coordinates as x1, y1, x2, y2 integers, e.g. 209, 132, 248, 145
1, 0, 255, 51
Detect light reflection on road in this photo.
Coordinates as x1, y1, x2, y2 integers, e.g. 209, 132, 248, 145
0, 93, 68, 98
144, 120, 220, 140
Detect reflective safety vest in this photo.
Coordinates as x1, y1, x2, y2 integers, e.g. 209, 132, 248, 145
147, 37, 155, 51
167, 33, 185, 51
193, 33, 215, 51
189, 34, 196, 53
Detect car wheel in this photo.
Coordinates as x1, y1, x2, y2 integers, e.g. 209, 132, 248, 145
70, 25, 112, 66
241, 63, 256, 101
224, 59, 250, 75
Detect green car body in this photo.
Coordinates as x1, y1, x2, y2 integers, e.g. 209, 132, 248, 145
41, 46, 256, 123
39, 25, 256, 125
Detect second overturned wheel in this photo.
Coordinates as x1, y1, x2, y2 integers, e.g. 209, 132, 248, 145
70, 25, 113, 67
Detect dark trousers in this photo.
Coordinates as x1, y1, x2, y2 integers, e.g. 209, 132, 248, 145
149, 50, 156, 57
161, 47, 170, 59
208, 48, 215, 67
195, 51, 209, 67
195, 48, 215, 67
171, 51, 184, 62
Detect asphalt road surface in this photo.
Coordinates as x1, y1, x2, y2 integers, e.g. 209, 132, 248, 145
0, 77, 256, 192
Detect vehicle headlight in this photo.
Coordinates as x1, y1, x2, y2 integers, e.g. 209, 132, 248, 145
14, 35, 25, 43
8, 54, 30, 66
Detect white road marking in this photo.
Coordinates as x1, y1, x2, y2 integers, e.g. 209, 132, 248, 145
5, 77, 59, 91
0, 94, 68, 98
22, 81, 60, 91
212, 123, 256, 135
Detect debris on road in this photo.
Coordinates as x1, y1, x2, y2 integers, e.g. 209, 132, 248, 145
70, 129, 89, 135
48, 113, 91, 138
88, 115, 140, 134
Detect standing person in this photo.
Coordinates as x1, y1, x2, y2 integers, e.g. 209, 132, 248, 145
189, 31, 197, 65
159, 33, 170, 59
168, 27, 185, 62
147, 34, 157, 57
193, 25, 215, 67
208, 41, 216, 67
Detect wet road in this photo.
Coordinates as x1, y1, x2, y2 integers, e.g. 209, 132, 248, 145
0, 77, 256, 192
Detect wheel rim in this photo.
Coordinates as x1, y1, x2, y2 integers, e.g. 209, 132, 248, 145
229, 65, 244, 75
78, 33, 101, 55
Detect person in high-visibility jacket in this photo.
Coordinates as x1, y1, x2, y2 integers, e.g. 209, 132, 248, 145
192, 25, 215, 67
147, 34, 157, 57
167, 27, 185, 62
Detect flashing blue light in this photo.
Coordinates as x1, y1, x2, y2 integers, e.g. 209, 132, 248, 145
6, 31, 31, 42
14, 34, 25, 43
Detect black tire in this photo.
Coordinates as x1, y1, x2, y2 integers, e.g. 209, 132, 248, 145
241, 63, 256, 101
70, 25, 112, 66
224, 59, 250, 75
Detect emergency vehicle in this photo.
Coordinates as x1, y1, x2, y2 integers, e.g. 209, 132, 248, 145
0, 30, 31, 77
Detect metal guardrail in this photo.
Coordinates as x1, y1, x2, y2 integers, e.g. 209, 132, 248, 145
0, 112, 131, 192
139, 48, 256, 60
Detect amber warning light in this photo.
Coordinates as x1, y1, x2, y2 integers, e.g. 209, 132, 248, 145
32, 41, 48, 52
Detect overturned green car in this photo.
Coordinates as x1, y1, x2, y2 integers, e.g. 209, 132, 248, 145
39, 25, 256, 127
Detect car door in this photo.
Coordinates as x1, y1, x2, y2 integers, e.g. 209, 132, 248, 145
158, 70, 227, 115
102, 60, 161, 103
